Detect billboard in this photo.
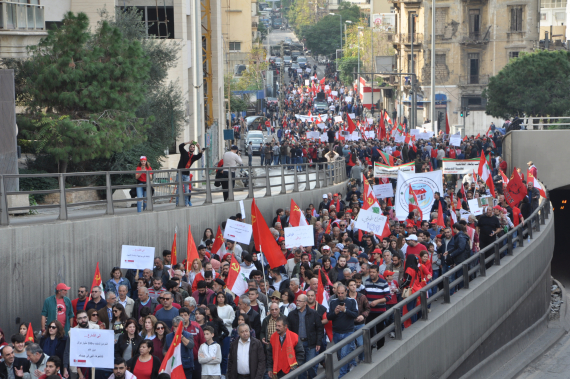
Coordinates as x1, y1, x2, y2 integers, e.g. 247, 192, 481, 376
372, 13, 396, 33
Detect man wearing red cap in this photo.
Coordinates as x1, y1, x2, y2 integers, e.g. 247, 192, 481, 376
41, 283, 74, 335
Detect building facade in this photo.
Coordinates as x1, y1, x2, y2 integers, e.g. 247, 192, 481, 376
221, 0, 257, 75
391, 0, 540, 135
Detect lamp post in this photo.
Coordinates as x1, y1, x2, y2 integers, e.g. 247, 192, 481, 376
431, 0, 437, 134
329, 13, 342, 50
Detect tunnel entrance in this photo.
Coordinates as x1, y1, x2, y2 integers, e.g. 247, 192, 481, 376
550, 189, 570, 288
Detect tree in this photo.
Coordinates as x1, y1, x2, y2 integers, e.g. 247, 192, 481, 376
19, 12, 152, 173
257, 22, 269, 43
235, 47, 269, 91
337, 56, 361, 84
483, 50, 570, 118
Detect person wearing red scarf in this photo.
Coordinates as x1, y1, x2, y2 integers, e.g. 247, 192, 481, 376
267, 317, 304, 378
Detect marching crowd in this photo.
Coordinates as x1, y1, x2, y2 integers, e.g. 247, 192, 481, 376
1, 58, 544, 379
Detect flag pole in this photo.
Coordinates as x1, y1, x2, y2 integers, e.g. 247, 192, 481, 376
259, 245, 270, 308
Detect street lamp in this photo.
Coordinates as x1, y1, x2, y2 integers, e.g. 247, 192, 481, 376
357, 26, 363, 75
329, 13, 342, 50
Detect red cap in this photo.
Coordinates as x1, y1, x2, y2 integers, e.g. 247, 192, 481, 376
56, 283, 70, 291
372, 249, 382, 255
278, 237, 285, 242
493, 205, 502, 210
383, 270, 395, 276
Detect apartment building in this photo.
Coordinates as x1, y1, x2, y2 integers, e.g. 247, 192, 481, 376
221, 0, 258, 75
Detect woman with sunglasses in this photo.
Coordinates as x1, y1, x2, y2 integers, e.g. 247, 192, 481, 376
39, 320, 66, 363
126, 340, 161, 379
105, 267, 131, 297
152, 321, 170, 361
115, 318, 144, 361
87, 309, 105, 329
111, 304, 128, 338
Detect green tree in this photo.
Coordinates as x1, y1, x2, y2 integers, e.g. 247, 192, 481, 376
19, 12, 152, 173
257, 22, 269, 43
483, 50, 570, 118
236, 47, 269, 91
337, 56, 361, 84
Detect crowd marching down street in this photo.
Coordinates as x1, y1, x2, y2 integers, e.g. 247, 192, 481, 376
1, 54, 547, 379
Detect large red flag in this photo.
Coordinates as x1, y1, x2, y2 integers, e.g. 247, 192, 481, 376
209, 226, 227, 263
436, 200, 446, 228
171, 228, 178, 266
317, 273, 333, 341
505, 167, 527, 208
186, 226, 199, 271
88, 262, 104, 305
289, 199, 308, 227
25, 323, 34, 343
379, 111, 386, 140
346, 113, 356, 134
445, 113, 450, 135
251, 200, 287, 268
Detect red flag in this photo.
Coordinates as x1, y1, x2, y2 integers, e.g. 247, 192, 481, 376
445, 113, 450, 135
289, 199, 308, 227
317, 273, 333, 341
377, 149, 394, 166
210, 226, 227, 262
171, 228, 177, 266
379, 111, 386, 140
88, 262, 104, 305
320, 77, 325, 85
408, 184, 423, 220
475, 133, 480, 139
159, 322, 185, 379
325, 219, 331, 234
346, 113, 356, 134
362, 174, 378, 210
25, 323, 34, 343
436, 200, 446, 228
505, 167, 527, 208
251, 200, 287, 268
186, 226, 199, 271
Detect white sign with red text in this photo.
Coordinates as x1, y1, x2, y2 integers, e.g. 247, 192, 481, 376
120, 245, 155, 270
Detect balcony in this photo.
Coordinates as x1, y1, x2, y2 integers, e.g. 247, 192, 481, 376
0, 1, 45, 31
393, 33, 423, 45
459, 31, 490, 46
390, 0, 422, 5
458, 75, 489, 86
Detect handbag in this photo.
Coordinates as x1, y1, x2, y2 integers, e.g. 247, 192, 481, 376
401, 272, 417, 299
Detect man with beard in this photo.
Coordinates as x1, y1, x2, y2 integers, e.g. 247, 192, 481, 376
37, 356, 63, 379
63, 310, 99, 379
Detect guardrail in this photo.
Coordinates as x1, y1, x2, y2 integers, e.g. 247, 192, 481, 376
0, 159, 347, 226
282, 188, 551, 379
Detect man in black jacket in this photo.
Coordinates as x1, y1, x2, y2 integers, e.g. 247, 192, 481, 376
232, 297, 262, 338
176, 141, 203, 206
327, 285, 359, 378
287, 294, 323, 379
133, 287, 158, 321
430, 192, 447, 214
444, 224, 471, 293
227, 324, 266, 379
0, 346, 29, 379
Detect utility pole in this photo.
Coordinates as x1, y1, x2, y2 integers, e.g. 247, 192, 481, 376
431, 0, 436, 134
278, 41, 284, 118
410, 14, 416, 130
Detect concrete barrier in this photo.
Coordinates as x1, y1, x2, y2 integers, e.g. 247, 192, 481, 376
347, 202, 554, 379
0, 181, 348, 336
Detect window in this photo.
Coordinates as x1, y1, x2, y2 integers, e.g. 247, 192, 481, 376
408, 11, 417, 35
462, 97, 485, 109
540, 13, 547, 21
118, 6, 174, 38
541, 0, 564, 8
555, 12, 566, 21
468, 53, 479, 84
435, 8, 447, 36
510, 6, 523, 32
509, 51, 519, 58
469, 9, 481, 37
229, 42, 241, 51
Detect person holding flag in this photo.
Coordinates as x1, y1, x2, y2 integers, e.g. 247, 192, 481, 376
162, 316, 194, 379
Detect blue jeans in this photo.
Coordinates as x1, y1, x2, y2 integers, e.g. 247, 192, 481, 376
354, 323, 365, 362
281, 155, 287, 166
432, 157, 438, 169
274, 155, 279, 165
175, 174, 191, 206
333, 331, 355, 378
299, 341, 317, 379
260, 153, 265, 165
248, 154, 253, 166
136, 186, 147, 212
296, 157, 303, 172
430, 269, 440, 297
221, 336, 230, 374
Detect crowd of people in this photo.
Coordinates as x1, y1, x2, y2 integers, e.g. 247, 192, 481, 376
2, 53, 544, 379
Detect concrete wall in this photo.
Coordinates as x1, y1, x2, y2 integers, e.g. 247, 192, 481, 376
0, 181, 347, 336
503, 130, 570, 190
348, 200, 554, 379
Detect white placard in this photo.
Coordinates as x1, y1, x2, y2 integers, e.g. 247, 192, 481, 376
317, 123, 327, 130
459, 209, 473, 221
69, 329, 115, 369
305, 68, 312, 73
325, 85, 330, 90
239, 200, 246, 218
345, 97, 353, 103
305, 80, 309, 86
284, 225, 315, 248
348, 113, 356, 119
467, 196, 493, 216
354, 206, 388, 235
319, 134, 328, 142
307, 131, 320, 139
367, 118, 374, 125
373, 183, 394, 199
331, 91, 338, 97
297, 69, 302, 73
410, 129, 420, 136
394, 134, 406, 143
334, 116, 343, 123
365, 131, 375, 139
223, 219, 253, 245
418, 132, 434, 140
441, 159, 480, 175
450, 135, 462, 147
120, 245, 155, 270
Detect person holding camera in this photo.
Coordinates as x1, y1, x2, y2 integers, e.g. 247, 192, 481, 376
327, 285, 358, 378
177, 141, 204, 207
221, 145, 243, 201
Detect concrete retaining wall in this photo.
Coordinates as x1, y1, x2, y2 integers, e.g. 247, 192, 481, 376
349, 204, 554, 379
0, 181, 348, 336
503, 130, 570, 190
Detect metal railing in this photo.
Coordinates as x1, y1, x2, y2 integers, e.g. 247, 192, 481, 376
282, 188, 551, 379
0, 159, 347, 226
393, 33, 423, 44
458, 74, 489, 85
0, 1, 44, 30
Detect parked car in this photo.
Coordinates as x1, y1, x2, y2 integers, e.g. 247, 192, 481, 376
245, 131, 266, 155
297, 56, 308, 68
283, 56, 292, 66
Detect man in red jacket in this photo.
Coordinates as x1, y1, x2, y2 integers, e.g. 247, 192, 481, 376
70, 286, 88, 327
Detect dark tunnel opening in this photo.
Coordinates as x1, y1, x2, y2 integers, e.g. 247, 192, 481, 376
550, 189, 570, 288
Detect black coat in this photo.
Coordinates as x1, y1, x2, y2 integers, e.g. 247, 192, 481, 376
207, 318, 230, 344
0, 358, 30, 379
39, 335, 67, 363
227, 337, 266, 379
287, 307, 324, 348
232, 308, 261, 339
115, 334, 144, 359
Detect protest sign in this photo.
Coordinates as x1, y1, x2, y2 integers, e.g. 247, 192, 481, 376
305, 80, 309, 86
374, 162, 415, 178
365, 131, 376, 139
69, 329, 115, 369
334, 116, 343, 123
120, 245, 155, 270
418, 132, 434, 140
467, 196, 493, 216
348, 113, 355, 119
354, 206, 388, 235
395, 170, 444, 220
306, 68, 312, 73
410, 129, 420, 137
345, 96, 353, 103
317, 123, 327, 130
307, 131, 320, 139
319, 134, 328, 142
367, 118, 374, 125
325, 85, 330, 90
331, 90, 338, 97
297, 68, 302, 73
223, 219, 253, 245
373, 184, 394, 199
449, 134, 462, 147
394, 134, 406, 143
459, 209, 473, 221
442, 158, 480, 174
239, 200, 246, 218
284, 225, 315, 248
